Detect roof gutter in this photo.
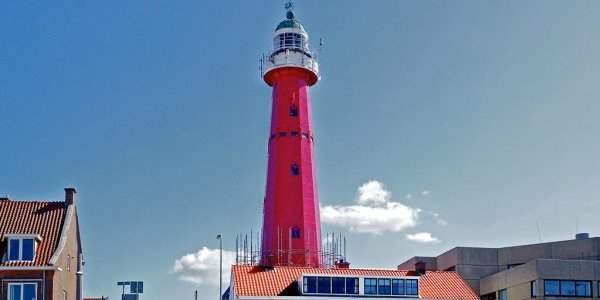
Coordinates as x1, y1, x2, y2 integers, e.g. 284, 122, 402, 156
0, 266, 59, 271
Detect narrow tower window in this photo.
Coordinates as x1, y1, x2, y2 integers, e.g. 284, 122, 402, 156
291, 227, 301, 239
289, 104, 298, 117
291, 163, 300, 176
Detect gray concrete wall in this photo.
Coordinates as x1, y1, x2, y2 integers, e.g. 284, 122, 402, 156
536, 259, 600, 280
498, 238, 600, 267
480, 260, 538, 295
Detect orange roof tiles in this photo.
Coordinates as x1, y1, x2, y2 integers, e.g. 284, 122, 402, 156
0, 200, 66, 267
232, 265, 479, 299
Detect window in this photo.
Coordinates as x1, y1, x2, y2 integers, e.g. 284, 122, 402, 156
481, 292, 497, 300
406, 279, 418, 295
544, 280, 590, 297
575, 281, 591, 297
291, 227, 301, 239
364, 278, 378, 295
8, 238, 36, 261
378, 278, 391, 295
332, 277, 345, 294
8, 283, 36, 300
291, 163, 300, 176
276, 33, 305, 50
9, 239, 20, 260
303, 276, 317, 293
545, 280, 560, 296
317, 277, 331, 294
498, 289, 507, 300
289, 105, 298, 117
531, 280, 538, 297
346, 278, 359, 294
392, 279, 405, 295
561, 281, 575, 296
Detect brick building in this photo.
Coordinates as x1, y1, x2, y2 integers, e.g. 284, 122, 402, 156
0, 188, 83, 300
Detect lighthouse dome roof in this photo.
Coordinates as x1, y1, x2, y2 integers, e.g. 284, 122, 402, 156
275, 10, 306, 32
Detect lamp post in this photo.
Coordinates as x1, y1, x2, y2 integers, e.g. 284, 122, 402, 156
216, 234, 222, 300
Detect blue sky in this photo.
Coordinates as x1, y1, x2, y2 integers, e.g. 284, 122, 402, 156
1, 0, 599, 299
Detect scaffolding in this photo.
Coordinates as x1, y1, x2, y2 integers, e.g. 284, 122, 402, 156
234, 231, 348, 268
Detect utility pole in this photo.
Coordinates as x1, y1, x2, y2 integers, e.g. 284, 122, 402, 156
216, 234, 223, 300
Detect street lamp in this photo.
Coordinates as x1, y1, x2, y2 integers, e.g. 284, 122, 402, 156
216, 234, 223, 300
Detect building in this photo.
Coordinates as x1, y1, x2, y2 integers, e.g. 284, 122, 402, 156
398, 234, 600, 300
259, 0, 322, 268
0, 188, 83, 300
229, 265, 479, 300
224, 3, 480, 300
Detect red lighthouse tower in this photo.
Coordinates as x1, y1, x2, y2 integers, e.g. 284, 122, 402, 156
260, 2, 322, 267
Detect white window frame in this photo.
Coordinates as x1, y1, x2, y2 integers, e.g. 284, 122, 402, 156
6, 236, 38, 262
8, 282, 38, 300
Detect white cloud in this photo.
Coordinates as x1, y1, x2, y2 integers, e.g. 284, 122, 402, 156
357, 180, 390, 205
405, 194, 413, 199
421, 190, 431, 196
321, 181, 421, 235
172, 247, 236, 286
406, 232, 440, 243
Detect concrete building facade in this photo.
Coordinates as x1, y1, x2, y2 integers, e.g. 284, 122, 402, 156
399, 235, 600, 300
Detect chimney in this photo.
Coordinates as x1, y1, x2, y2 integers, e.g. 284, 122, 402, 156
415, 261, 426, 276
334, 259, 351, 269
65, 187, 77, 206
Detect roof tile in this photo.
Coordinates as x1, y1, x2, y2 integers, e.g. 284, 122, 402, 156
0, 200, 66, 267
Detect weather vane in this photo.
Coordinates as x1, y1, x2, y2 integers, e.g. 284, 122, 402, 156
285, 0, 294, 12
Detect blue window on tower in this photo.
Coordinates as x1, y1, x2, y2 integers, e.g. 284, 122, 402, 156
332, 277, 345, 294
317, 277, 331, 294
290, 104, 298, 117
365, 278, 378, 295
291, 163, 300, 176
291, 227, 301, 239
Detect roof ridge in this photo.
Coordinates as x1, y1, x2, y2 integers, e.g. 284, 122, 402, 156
1, 200, 64, 204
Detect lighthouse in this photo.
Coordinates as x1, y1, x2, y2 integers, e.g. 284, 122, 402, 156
260, 2, 322, 267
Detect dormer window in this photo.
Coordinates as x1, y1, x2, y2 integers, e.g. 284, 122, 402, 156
6, 235, 38, 262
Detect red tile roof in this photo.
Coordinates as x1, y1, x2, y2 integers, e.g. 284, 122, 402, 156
232, 265, 479, 299
0, 200, 67, 267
